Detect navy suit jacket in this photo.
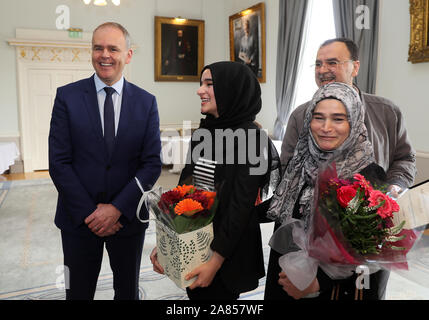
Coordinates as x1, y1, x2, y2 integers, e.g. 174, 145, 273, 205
49, 75, 162, 237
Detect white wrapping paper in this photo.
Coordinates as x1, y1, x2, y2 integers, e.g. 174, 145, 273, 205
156, 220, 214, 289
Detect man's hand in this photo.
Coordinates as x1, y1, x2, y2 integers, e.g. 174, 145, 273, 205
85, 203, 122, 237
278, 271, 320, 299
185, 251, 224, 290
99, 221, 123, 237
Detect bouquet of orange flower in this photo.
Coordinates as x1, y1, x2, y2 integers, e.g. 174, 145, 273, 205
155, 184, 217, 234
145, 184, 218, 288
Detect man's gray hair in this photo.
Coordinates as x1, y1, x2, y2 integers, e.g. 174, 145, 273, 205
93, 22, 131, 49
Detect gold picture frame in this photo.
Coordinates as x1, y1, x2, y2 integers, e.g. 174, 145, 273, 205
229, 2, 266, 82
408, 0, 429, 63
155, 16, 205, 81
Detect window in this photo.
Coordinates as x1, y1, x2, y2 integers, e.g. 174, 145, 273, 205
293, 0, 336, 109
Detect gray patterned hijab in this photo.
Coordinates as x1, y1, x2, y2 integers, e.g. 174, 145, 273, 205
266, 82, 375, 229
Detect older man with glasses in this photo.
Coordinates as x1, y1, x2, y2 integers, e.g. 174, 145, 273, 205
264, 37, 416, 301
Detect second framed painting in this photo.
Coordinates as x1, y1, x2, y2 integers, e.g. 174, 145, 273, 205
408, 0, 429, 63
229, 2, 266, 82
155, 16, 205, 81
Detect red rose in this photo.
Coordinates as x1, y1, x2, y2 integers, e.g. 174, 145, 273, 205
337, 185, 358, 208
368, 190, 400, 219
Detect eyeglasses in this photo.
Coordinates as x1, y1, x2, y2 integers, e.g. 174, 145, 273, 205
311, 60, 354, 70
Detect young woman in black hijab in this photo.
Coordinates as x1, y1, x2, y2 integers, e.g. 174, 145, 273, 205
151, 61, 279, 300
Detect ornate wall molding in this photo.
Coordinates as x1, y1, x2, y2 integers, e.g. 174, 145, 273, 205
7, 28, 137, 64
409, 0, 429, 63
7, 28, 93, 64
13, 46, 91, 63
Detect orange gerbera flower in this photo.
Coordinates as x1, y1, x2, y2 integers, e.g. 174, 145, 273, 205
173, 185, 195, 197
174, 199, 203, 216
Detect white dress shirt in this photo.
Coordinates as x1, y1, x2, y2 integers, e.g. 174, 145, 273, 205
94, 73, 124, 136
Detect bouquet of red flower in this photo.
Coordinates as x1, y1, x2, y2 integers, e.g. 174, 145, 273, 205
312, 164, 418, 267
271, 163, 420, 291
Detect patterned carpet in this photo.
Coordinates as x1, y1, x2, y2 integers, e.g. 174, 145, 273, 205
1, 176, 429, 300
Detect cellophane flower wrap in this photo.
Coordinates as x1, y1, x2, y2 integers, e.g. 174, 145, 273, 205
272, 163, 420, 291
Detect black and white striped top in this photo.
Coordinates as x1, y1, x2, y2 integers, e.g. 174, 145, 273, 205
193, 158, 217, 191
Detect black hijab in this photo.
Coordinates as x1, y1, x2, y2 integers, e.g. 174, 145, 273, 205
180, 61, 280, 202
199, 61, 262, 130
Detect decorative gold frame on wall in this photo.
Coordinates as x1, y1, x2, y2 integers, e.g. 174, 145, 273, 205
408, 0, 429, 63
229, 2, 266, 82
154, 16, 205, 81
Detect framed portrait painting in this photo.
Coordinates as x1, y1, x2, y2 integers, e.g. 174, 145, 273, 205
408, 0, 429, 63
229, 2, 266, 82
155, 16, 205, 81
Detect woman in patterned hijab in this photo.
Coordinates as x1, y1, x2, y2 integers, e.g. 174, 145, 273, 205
267, 82, 374, 228
265, 82, 389, 301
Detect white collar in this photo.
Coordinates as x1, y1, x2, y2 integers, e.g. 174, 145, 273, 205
94, 73, 124, 95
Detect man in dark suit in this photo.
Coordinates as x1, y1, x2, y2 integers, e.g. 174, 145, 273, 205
48, 22, 162, 300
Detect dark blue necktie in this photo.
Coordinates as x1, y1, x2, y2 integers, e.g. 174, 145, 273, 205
104, 87, 115, 158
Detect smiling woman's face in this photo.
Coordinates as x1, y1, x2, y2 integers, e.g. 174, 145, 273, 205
196, 68, 219, 118
310, 98, 350, 151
